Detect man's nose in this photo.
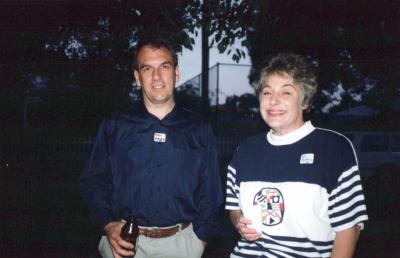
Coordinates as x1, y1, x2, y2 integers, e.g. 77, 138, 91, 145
152, 68, 161, 80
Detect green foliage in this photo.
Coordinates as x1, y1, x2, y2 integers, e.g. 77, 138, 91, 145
175, 83, 202, 113
243, 0, 400, 113
205, 0, 250, 62
1, 0, 253, 119
17, 87, 131, 132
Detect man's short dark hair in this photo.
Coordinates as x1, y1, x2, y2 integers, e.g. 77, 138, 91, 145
133, 38, 178, 71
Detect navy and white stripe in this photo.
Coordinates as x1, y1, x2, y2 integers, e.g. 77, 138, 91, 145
225, 122, 368, 257
328, 166, 368, 231
226, 165, 239, 210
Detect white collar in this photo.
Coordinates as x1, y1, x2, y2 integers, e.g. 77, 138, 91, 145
267, 121, 315, 146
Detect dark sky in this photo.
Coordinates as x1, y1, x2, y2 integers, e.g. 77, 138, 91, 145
0, 0, 111, 32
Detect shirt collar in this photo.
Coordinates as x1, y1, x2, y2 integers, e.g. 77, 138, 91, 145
134, 101, 179, 123
266, 121, 315, 146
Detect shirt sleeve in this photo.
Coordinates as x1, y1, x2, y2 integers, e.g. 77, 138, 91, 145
79, 119, 115, 231
328, 138, 369, 232
192, 123, 223, 242
225, 147, 240, 210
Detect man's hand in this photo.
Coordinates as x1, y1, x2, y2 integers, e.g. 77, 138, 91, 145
230, 210, 262, 241
104, 221, 135, 258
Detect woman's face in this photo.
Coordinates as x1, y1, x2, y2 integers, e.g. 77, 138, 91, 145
259, 72, 306, 135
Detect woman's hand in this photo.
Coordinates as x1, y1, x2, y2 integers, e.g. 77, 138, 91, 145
230, 210, 262, 241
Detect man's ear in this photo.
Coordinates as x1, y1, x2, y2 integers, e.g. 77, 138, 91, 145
133, 70, 141, 87
174, 65, 180, 86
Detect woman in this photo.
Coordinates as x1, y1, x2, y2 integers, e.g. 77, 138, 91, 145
225, 53, 368, 258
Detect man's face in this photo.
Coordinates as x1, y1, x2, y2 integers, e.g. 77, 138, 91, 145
134, 45, 179, 107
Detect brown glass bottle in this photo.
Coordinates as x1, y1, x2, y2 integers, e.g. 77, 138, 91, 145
120, 215, 139, 257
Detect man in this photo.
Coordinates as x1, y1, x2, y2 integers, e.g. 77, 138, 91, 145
80, 38, 223, 258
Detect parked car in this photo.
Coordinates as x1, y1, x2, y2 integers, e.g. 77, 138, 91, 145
344, 131, 400, 177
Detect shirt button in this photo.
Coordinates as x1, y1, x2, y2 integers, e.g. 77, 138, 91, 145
157, 163, 162, 167
157, 186, 161, 190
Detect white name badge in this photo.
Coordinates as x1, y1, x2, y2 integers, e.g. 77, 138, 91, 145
300, 153, 314, 164
154, 132, 166, 143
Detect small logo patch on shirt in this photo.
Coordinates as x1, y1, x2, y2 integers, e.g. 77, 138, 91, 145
154, 132, 166, 143
253, 187, 285, 226
300, 153, 314, 164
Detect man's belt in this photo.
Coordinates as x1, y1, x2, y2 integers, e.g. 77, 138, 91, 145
138, 222, 190, 238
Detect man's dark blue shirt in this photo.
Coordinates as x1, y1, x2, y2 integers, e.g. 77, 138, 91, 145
80, 103, 223, 241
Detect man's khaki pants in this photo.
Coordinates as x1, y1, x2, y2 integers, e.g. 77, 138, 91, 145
98, 224, 204, 258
